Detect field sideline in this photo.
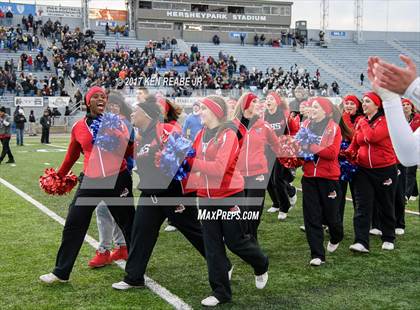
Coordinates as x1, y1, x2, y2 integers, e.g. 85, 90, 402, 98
0, 136, 419, 309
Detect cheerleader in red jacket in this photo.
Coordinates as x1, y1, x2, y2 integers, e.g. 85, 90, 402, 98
232, 92, 281, 239
39, 86, 135, 284
402, 98, 419, 203
188, 95, 269, 307
300, 97, 344, 266
347, 92, 398, 253
263, 91, 299, 220
338, 95, 364, 223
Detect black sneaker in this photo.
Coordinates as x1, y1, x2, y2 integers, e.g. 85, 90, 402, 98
6, 159, 15, 164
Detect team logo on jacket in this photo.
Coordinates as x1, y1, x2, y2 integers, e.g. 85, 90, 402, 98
256, 175, 265, 182
138, 144, 150, 156
383, 178, 393, 186
328, 191, 337, 199
175, 204, 186, 213
120, 188, 129, 197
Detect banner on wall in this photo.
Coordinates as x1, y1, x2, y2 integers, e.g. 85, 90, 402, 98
89, 8, 127, 21
36, 5, 82, 18
0, 2, 36, 15
174, 97, 202, 107
46, 97, 71, 107
14, 97, 43, 107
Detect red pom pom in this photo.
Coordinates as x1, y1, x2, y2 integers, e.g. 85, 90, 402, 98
343, 149, 358, 164
39, 168, 78, 195
277, 135, 302, 168
279, 157, 304, 169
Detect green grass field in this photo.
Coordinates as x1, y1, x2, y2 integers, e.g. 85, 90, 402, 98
0, 135, 419, 309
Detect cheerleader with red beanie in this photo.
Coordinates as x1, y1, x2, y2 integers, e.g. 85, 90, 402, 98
232, 92, 282, 239
188, 95, 269, 307
300, 97, 344, 266
402, 98, 419, 203
338, 95, 364, 224
263, 91, 299, 220
39, 86, 135, 283
347, 92, 398, 253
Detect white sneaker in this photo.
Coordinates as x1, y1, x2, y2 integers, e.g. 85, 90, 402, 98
112, 281, 143, 290
309, 258, 325, 266
255, 272, 268, 289
289, 193, 297, 206
409, 196, 417, 201
164, 225, 177, 232
327, 241, 339, 253
349, 243, 369, 253
278, 211, 287, 221
382, 242, 394, 251
395, 228, 405, 235
201, 296, 220, 307
369, 228, 382, 236
39, 273, 68, 284
267, 207, 279, 213
300, 225, 306, 232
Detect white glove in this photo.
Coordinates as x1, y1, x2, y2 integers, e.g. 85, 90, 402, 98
3, 120, 10, 126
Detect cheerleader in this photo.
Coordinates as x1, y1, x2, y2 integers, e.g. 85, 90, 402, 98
263, 91, 299, 220
112, 96, 212, 291
232, 92, 281, 239
402, 98, 419, 202
338, 95, 364, 224
88, 91, 135, 267
40, 86, 135, 283
347, 92, 398, 253
189, 95, 269, 306
300, 97, 344, 266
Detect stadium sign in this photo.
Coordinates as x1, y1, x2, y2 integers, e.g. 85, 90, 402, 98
47, 97, 71, 108
166, 10, 267, 22
0, 2, 36, 15
14, 97, 43, 107
36, 5, 82, 18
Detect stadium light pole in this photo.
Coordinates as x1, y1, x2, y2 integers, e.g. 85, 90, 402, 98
320, 0, 330, 43
354, 0, 364, 44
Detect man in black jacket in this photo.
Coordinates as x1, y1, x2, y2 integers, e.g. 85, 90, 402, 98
40, 109, 51, 144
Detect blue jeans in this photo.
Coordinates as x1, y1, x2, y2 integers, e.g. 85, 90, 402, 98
16, 128, 24, 145
96, 203, 126, 251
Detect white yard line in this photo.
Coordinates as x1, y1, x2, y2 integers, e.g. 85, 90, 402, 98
0, 177, 192, 310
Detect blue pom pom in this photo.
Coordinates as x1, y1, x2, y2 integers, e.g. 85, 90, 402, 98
159, 132, 196, 181
339, 159, 358, 182
90, 113, 123, 152
295, 127, 322, 162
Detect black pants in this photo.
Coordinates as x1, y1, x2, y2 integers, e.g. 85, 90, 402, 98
353, 165, 398, 249
405, 166, 418, 199
52, 170, 135, 280
124, 191, 206, 286
302, 177, 343, 260
199, 192, 268, 303
338, 180, 355, 225
267, 161, 292, 212
0, 137, 14, 162
395, 164, 407, 229
41, 127, 50, 143
243, 174, 267, 240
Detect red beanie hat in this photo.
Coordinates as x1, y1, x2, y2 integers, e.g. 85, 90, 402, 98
85, 86, 107, 107
241, 92, 258, 111
344, 95, 361, 109
268, 91, 282, 106
310, 97, 333, 115
363, 92, 382, 108
200, 97, 225, 119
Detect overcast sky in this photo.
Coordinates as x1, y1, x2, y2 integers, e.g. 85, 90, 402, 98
13, 0, 420, 32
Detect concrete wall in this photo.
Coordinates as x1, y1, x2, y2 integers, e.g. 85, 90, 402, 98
307, 29, 420, 42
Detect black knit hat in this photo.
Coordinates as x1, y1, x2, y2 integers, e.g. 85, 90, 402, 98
0, 106, 6, 113
137, 95, 162, 120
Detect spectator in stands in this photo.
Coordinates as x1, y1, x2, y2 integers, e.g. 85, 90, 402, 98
292, 38, 297, 52
0, 10, 4, 27
332, 81, 340, 96
64, 106, 71, 116
212, 34, 220, 45
240, 33, 245, 46
182, 102, 203, 140
105, 22, 110, 36
260, 34, 266, 46
5, 10, 13, 27
28, 110, 37, 136
360, 72, 365, 85
14, 108, 26, 146
40, 109, 51, 144
254, 33, 259, 46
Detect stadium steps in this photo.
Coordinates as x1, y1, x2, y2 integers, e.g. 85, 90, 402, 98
392, 40, 420, 60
